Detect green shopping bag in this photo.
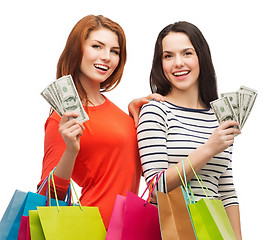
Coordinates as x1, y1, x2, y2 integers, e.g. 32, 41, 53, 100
31, 171, 106, 240
29, 210, 45, 240
186, 157, 236, 240
188, 198, 236, 239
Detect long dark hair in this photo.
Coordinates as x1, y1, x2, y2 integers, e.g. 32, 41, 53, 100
150, 21, 218, 107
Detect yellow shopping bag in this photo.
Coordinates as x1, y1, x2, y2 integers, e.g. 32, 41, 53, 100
37, 205, 106, 240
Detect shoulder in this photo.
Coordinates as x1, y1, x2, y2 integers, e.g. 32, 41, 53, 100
103, 97, 136, 127
138, 100, 169, 128
49, 111, 61, 122
105, 97, 131, 118
44, 111, 61, 130
140, 100, 168, 116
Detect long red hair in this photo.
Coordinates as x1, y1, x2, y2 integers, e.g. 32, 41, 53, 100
56, 15, 127, 102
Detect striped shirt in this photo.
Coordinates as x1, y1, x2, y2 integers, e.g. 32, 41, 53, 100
137, 100, 238, 207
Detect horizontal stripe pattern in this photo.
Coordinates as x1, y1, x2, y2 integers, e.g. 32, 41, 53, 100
137, 100, 238, 207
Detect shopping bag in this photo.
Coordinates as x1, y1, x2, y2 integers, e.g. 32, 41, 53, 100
17, 216, 31, 240
157, 186, 197, 240
28, 210, 45, 240
156, 163, 197, 240
186, 157, 236, 240
34, 171, 106, 240
106, 195, 126, 239
0, 190, 27, 240
106, 171, 164, 240
37, 205, 106, 239
189, 198, 236, 240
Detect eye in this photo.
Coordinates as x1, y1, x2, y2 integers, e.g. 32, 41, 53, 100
184, 51, 193, 56
111, 49, 120, 55
92, 44, 101, 49
163, 54, 172, 59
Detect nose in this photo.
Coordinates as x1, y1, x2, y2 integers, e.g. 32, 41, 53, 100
100, 49, 111, 62
174, 54, 184, 68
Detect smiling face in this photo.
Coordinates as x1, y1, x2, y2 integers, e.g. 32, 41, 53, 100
162, 32, 200, 95
79, 27, 120, 88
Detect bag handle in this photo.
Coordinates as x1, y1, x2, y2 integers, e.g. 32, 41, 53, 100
37, 177, 48, 194
141, 171, 165, 203
174, 162, 192, 204
147, 171, 165, 203
185, 156, 214, 200
48, 170, 83, 212
37, 172, 71, 206
45, 169, 72, 206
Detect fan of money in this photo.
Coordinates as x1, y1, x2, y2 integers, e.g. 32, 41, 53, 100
41, 75, 89, 123
210, 86, 257, 130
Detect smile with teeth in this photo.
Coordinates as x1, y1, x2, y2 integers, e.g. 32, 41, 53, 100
173, 70, 189, 76
94, 64, 109, 71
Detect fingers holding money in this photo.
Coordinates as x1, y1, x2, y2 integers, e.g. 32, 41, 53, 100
221, 120, 241, 139
221, 120, 241, 131
205, 120, 241, 157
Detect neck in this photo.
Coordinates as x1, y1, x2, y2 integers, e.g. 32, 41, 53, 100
79, 74, 105, 106
165, 88, 206, 109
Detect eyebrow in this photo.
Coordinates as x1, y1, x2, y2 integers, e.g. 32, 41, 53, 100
163, 47, 195, 54
93, 40, 120, 49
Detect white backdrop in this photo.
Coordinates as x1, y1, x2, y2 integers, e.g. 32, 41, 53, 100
0, 0, 269, 238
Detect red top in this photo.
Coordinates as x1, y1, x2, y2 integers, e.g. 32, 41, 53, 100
39, 97, 142, 228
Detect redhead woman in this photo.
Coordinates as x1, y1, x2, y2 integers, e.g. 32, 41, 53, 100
38, 15, 163, 229
137, 21, 242, 239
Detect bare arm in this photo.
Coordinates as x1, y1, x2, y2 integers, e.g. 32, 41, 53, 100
226, 205, 242, 239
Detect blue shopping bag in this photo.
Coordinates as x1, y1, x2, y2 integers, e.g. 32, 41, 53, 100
0, 190, 28, 240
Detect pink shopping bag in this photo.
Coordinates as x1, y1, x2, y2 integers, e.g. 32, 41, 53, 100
106, 171, 164, 240
17, 216, 31, 240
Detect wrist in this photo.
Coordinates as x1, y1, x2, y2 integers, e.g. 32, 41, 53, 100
64, 147, 79, 158
199, 143, 215, 160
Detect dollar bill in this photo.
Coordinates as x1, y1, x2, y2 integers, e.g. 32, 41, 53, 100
238, 86, 257, 128
41, 75, 89, 123
220, 92, 240, 123
212, 85, 257, 130
210, 96, 241, 130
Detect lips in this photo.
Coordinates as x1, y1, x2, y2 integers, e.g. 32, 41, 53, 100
94, 64, 109, 71
173, 70, 190, 77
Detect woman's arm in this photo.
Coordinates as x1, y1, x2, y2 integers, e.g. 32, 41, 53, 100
39, 111, 84, 199
166, 120, 241, 192
226, 205, 242, 239
138, 101, 241, 192
53, 112, 85, 180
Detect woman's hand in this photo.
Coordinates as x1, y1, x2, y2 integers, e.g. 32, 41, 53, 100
128, 93, 165, 127
58, 112, 85, 154
204, 120, 241, 157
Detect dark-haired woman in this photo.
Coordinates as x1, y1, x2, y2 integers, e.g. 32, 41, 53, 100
38, 14, 163, 229
137, 21, 242, 239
